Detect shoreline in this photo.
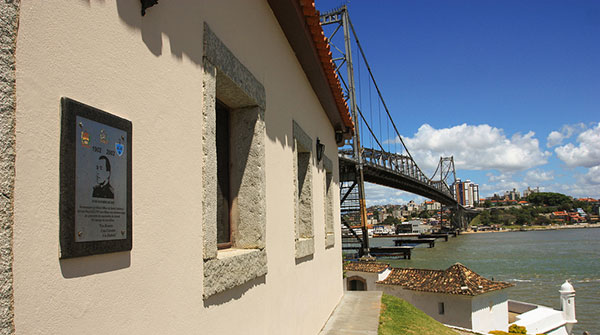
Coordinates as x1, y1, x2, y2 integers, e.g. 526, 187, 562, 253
462, 222, 600, 234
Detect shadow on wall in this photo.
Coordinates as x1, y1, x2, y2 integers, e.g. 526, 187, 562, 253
116, 0, 204, 61
203, 275, 266, 308
60, 251, 131, 278
114, 0, 294, 153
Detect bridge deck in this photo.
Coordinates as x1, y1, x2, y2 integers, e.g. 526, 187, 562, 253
339, 156, 457, 206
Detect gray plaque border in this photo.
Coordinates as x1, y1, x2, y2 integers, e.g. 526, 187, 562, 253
59, 97, 132, 259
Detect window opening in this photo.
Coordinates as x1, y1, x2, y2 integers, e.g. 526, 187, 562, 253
438, 302, 445, 315
216, 100, 231, 249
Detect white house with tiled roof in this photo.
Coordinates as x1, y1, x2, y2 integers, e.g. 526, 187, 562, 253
377, 263, 512, 333
345, 261, 391, 291
344, 261, 577, 335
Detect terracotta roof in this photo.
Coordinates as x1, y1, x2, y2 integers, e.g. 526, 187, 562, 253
377, 263, 513, 296
344, 261, 389, 273
298, 1, 354, 131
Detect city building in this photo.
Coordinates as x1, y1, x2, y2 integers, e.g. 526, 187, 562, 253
523, 186, 540, 198
505, 188, 521, 201
424, 200, 442, 211
1, 1, 353, 333
453, 179, 480, 208
396, 220, 431, 234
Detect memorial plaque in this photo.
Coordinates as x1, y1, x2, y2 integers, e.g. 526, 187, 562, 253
60, 98, 132, 258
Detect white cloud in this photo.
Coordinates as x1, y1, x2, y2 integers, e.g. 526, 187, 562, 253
525, 169, 554, 183
553, 179, 600, 198
546, 123, 586, 148
582, 166, 600, 185
394, 124, 550, 173
479, 179, 527, 198
486, 172, 513, 183
364, 183, 425, 206
546, 131, 565, 148
555, 123, 600, 168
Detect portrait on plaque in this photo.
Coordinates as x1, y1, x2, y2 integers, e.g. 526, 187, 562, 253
60, 98, 132, 258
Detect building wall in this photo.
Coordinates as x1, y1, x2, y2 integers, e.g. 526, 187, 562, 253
12, 1, 342, 334
379, 285, 473, 329
345, 271, 380, 291
0, 1, 19, 334
471, 291, 509, 333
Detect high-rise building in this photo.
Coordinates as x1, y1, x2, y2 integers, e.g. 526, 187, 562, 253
523, 186, 540, 198
453, 179, 480, 208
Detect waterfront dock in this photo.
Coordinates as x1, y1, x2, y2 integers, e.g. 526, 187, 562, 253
369, 246, 414, 259
394, 238, 436, 248
420, 233, 450, 241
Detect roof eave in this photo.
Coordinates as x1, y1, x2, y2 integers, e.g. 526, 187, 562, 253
267, 0, 353, 145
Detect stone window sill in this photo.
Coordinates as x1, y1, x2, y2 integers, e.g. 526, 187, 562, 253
203, 248, 267, 299
295, 237, 314, 259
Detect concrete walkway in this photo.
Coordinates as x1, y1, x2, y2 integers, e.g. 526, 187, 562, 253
319, 291, 382, 335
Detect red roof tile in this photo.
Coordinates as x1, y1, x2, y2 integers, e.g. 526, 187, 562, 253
298, 0, 354, 131
377, 263, 512, 296
344, 261, 389, 273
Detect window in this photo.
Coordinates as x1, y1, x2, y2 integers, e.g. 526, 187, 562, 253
323, 155, 334, 248
293, 121, 314, 259
438, 302, 445, 315
216, 101, 231, 248
347, 276, 367, 291
202, 24, 267, 299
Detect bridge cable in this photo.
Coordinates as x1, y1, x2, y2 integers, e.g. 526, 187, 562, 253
357, 106, 385, 152
347, 15, 430, 182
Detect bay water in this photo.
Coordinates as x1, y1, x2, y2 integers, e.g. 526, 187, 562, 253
367, 228, 600, 334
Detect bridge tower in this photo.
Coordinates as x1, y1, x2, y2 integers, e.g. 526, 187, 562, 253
321, 6, 369, 256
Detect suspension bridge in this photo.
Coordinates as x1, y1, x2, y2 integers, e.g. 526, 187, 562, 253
319, 6, 476, 256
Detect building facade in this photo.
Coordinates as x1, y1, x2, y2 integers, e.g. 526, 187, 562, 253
0, 1, 353, 334
453, 179, 480, 208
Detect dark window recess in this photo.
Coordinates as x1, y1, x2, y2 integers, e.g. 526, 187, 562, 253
438, 302, 445, 315
348, 279, 365, 291
216, 101, 231, 247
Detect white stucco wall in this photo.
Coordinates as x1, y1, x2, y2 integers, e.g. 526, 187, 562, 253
13, 1, 343, 334
379, 285, 473, 329
345, 271, 379, 291
471, 291, 509, 333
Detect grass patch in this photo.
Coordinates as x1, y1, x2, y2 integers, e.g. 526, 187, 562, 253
379, 294, 458, 335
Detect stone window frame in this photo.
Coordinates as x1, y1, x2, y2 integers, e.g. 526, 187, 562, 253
202, 24, 267, 299
293, 121, 314, 259
323, 155, 335, 248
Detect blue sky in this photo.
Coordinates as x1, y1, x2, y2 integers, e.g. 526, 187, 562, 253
316, 0, 600, 205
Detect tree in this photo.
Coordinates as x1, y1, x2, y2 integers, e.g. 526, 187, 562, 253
478, 211, 491, 226
382, 216, 400, 226
515, 212, 529, 225
534, 215, 551, 226
527, 192, 572, 208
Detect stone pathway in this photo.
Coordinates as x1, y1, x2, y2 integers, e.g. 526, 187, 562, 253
319, 291, 382, 335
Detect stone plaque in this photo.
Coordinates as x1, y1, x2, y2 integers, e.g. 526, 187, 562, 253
60, 98, 132, 258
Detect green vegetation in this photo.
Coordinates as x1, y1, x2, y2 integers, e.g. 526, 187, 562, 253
382, 215, 401, 226
508, 324, 527, 334
527, 192, 572, 207
472, 192, 593, 227
379, 294, 458, 335
488, 324, 531, 335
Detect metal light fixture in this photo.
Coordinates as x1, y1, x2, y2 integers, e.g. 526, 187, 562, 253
316, 138, 325, 163
141, 0, 158, 16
